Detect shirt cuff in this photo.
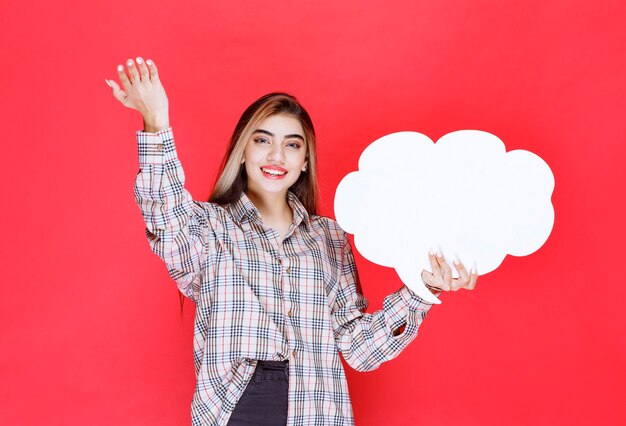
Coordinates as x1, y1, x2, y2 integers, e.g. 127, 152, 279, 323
398, 285, 440, 311
136, 127, 175, 166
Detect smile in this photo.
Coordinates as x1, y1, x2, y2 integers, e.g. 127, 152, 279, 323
261, 167, 288, 179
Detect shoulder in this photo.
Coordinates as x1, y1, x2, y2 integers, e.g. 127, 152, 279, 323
310, 214, 344, 231
190, 199, 221, 215
308, 214, 349, 246
188, 199, 237, 229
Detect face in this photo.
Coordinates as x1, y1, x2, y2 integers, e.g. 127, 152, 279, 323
242, 113, 308, 198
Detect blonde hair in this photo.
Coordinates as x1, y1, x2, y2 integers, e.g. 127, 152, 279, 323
209, 92, 319, 215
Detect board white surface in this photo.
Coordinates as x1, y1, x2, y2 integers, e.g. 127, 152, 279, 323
334, 130, 555, 304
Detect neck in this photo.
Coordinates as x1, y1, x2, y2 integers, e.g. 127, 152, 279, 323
245, 189, 292, 223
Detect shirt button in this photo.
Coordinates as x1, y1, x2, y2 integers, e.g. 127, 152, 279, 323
285, 266, 292, 274
292, 349, 297, 357
287, 310, 293, 317
155, 144, 163, 151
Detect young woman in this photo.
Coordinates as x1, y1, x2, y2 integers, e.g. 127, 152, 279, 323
107, 56, 477, 426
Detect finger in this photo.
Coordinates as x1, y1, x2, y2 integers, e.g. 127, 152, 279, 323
467, 264, 479, 290
107, 79, 125, 102
145, 58, 159, 82
421, 270, 444, 292
429, 249, 450, 291
437, 249, 453, 290
135, 57, 150, 83
428, 249, 443, 281
126, 58, 140, 84
117, 64, 132, 93
450, 257, 471, 291
453, 256, 471, 283
107, 78, 120, 92
420, 269, 434, 287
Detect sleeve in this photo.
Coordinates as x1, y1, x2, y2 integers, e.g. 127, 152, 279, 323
133, 127, 208, 302
332, 230, 439, 372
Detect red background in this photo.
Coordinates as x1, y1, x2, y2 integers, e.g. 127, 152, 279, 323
1, 1, 624, 424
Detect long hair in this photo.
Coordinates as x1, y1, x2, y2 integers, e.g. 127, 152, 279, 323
178, 93, 319, 312
208, 92, 319, 215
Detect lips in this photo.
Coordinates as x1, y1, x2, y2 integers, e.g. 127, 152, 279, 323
260, 165, 288, 179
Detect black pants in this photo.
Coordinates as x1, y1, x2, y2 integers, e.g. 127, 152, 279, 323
227, 360, 289, 426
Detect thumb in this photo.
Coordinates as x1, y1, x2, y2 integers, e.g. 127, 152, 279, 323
106, 79, 133, 107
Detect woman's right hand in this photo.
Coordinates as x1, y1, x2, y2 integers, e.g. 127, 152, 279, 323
106, 56, 170, 132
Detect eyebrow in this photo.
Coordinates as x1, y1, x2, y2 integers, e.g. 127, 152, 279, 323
253, 129, 305, 142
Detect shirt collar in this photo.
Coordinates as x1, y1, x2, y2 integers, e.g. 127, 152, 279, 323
228, 190, 310, 229
229, 191, 259, 223
287, 190, 310, 229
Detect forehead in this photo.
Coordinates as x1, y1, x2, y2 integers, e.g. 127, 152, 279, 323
255, 114, 304, 136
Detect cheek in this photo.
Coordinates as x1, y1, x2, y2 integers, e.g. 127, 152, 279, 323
244, 157, 260, 176
242, 150, 256, 172
290, 150, 307, 165
242, 146, 259, 165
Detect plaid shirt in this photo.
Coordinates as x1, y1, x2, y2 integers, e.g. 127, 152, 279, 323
134, 127, 437, 425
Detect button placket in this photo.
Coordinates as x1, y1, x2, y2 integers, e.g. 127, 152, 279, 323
281, 257, 290, 274
277, 254, 296, 363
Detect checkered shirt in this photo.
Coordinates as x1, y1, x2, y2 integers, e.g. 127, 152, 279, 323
133, 127, 437, 425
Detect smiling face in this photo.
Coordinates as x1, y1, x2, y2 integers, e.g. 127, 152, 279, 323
242, 113, 308, 198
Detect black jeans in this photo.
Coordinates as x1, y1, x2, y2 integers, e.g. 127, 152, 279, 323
227, 360, 289, 426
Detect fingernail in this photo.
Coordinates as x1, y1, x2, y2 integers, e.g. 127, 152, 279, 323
136, 57, 143, 64
146, 59, 153, 65
428, 248, 434, 256
453, 255, 460, 265
436, 249, 443, 258
105, 79, 111, 87
126, 59, 133, 66
117, 65, 124, 72
471, 264, 477, 274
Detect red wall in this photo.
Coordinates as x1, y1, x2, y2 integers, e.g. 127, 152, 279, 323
1, 1, 624, 424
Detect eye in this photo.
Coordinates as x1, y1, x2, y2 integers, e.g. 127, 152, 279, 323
254, 136, 270, 144
286, 141, 303, 149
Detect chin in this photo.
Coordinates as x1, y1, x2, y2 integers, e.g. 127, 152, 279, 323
249, 180, 294, 196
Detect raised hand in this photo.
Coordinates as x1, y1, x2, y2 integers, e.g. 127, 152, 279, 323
420, 249, 478, 293
106, 56, 170, 132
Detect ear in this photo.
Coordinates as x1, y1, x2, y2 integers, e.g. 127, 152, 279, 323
302, 161, 308, 172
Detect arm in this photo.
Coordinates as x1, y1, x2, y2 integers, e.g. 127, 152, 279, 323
134, 127, 208, 301
108, 57, 207, 301
332, 231, 439, 372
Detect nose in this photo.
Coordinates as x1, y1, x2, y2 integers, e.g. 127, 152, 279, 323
267, 144, 285, 163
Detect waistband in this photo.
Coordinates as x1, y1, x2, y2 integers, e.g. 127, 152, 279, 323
257, 360, 289, 370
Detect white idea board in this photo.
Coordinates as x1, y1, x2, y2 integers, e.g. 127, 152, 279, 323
334, 130, 555, 304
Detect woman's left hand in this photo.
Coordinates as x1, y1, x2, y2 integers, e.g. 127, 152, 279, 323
421, 249, 478, 292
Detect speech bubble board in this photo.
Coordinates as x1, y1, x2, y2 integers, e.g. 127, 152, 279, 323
334, 130, 555, 304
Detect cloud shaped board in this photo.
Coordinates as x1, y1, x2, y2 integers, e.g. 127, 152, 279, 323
334, 130, 555, 304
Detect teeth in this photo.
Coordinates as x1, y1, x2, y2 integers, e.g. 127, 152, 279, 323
262, 168, 286, 176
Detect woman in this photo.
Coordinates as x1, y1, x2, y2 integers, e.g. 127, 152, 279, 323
107, 56, 477, 426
